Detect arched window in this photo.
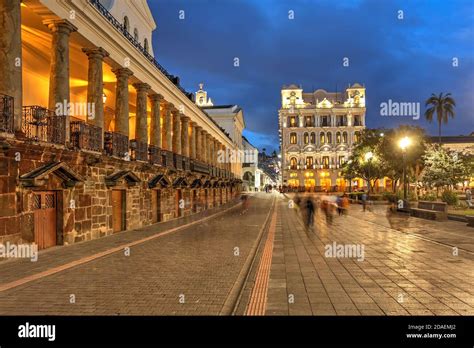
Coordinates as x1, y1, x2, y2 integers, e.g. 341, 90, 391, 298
336, 132, 341, 144
304, 132, 309, 144
306, 156, 313, 169
123, 16, 130, 33
327, 132, 332, 144
144, 38, 149, 52
288, 116, 297, 127
354, 131, 360, 143
134, 28, 139, 41
310, 132, 316, 144
289, 132, 297, 144
320, 132, 325, 144
343, 131, 348, 143
290, 157, 298, 170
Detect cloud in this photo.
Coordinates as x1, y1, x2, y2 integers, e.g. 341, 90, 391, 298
150, 0, 474, 151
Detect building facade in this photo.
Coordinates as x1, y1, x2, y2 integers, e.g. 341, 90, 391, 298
0, 0, 241, 249
196, 84, 245, 180
279, 83, 366, 191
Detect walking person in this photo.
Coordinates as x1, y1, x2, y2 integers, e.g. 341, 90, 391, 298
305, 198, 315, 229
361, 191, 368, 212
341, 193, 349, 216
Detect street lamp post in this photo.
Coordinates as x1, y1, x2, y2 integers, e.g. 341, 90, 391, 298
364, 151, 374, 198
399, 137, 411, 203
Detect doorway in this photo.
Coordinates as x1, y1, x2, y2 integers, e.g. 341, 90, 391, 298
33, 191, 58, 250
112, 190, 126, 232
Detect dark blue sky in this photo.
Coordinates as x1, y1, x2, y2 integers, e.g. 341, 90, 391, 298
149, 0, 474, 152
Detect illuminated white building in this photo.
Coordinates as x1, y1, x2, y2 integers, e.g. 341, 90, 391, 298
279, 83, 366, 191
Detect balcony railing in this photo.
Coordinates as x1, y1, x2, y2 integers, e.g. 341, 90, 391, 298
148, 145, 161, 165
70, 117, 102, 152
182, 156, 191, 171
130, 139, 148, 161
191, 160, 209, 175
22, 106, 66, 145
161, 149, 174, 168
104, 131, 129, 158
88, 0, 193, 101
0, 94, 14, 134
173, 153, 183, 171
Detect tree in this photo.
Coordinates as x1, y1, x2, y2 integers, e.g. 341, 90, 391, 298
421, 145, 473, 191
424, 93, 456, 144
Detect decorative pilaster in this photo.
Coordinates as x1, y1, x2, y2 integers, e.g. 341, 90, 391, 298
133, 83, 150, 143
149, 94, 163, 147
82, 47, 109, 147
0, 0, 22, 131
112, 67, 133, 137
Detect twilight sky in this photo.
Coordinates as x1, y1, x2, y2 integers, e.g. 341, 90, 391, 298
149, 0, 474, 152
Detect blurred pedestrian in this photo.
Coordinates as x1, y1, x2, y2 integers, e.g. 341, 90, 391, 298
305, 198, 315, 229
361, 191, 368, 212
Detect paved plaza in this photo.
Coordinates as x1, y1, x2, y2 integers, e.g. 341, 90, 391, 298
0, 193, 472, 316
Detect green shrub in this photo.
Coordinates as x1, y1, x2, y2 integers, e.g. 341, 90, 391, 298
420, 192, 437, 201
441, 190, 459, 205
383, 192, 397, 203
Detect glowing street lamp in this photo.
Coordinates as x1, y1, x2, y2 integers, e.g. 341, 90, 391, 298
398, 136, 411, 202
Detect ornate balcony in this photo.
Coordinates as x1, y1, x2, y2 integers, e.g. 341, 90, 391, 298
104, 131, 129, 158
148, 145, 162, 165
0, 94, 14, 134
182, 156, 191, 172
70, 117, 102, 152
130, 139, 148, 161
22, 106, 66, 145
191, 160, 209, 175
173, 153, 183, 171
161, 149, 174, 169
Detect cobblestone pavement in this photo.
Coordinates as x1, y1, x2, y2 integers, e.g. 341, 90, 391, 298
1, 193, 473, 316
258, 194, 474, 316
0, 194, 274, 315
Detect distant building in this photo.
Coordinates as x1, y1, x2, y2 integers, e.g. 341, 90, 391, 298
195, 84, 246, 179
429, 134, 474, 154
279, 83, 367, 191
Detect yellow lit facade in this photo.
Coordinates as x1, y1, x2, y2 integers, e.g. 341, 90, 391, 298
279, 83, 366, 191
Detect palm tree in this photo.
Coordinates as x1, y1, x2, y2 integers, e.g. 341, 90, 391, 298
424, 93, 456, 144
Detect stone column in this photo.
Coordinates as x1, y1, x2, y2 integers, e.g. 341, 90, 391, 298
181, 116, 190, 157
82, 47, 109, 146
172, 109, 181, 154
190, 122, 197, 159
214, 139, 220, 166
209, 137, 215, 166
163, 104, 173, 151
112, 67, 133, 137
206, 134, 214, 165
149, 94, 163, 147
44, 20, 77, 142
201, 130, 208, 163
195, 126, 202, 161
0, 0, 22, 131
133, 83, 150, 143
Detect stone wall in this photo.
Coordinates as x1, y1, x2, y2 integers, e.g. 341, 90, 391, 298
0, 138, 241, 248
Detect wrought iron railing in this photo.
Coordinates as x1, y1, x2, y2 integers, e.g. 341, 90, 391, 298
0, 94, 14, 133
104, 131, 129, 158
161, 149, 174, 168
182, 156, 191, 171
148, 145, 161, 165
173, 153, 183, 171
70, 117, 102, 152
88, 0, 192, 100
22, 106, 66, 144
130, 139, 148, 161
